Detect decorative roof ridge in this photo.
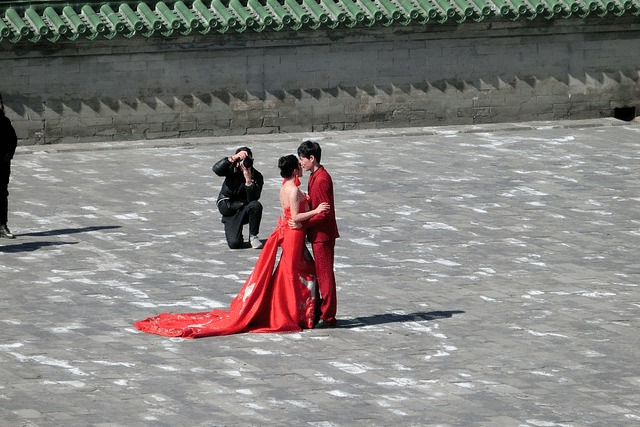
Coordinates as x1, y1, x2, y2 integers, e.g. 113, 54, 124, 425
0, 0, 639, 44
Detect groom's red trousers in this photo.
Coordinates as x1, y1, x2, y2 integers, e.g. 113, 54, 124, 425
313, 240, 337, 323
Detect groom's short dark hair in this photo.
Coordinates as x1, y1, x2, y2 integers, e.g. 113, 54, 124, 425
298, 140, 321, 163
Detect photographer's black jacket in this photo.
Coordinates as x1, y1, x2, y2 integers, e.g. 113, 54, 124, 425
212, 157, 263, 208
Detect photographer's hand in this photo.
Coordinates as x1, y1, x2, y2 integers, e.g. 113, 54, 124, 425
240, 163, 253, 186
228, 150, 248, 163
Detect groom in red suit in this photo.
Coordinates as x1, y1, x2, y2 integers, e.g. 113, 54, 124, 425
297, 141, 339, 328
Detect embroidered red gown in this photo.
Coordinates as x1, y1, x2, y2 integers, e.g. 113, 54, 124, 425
133, 199, 318, 338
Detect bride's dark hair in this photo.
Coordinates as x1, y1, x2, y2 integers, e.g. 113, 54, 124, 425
278, 154, 299, 179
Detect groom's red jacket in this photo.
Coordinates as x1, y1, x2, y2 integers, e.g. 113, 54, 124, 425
303, 166, 339, 243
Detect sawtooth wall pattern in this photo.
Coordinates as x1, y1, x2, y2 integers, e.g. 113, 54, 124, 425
1, 15, 639, 144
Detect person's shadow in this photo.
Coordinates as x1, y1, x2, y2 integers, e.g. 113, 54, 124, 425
0, 225, 121, 253
337, 310, 464, 329
0, 241, 79, 253
17, 225, 121, 238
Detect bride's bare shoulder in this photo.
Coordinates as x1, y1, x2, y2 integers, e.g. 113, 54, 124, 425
280, 184, 295, 207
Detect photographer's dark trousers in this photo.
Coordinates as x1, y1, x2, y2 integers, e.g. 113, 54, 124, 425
220, 200, 263, 249
0, 164, 10, 225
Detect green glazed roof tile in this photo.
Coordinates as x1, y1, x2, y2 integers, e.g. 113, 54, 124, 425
0, 0, 639, 44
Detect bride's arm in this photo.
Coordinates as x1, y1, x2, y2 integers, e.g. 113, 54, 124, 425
289, 189, 329, 222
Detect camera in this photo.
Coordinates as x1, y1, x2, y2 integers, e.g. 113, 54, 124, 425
241, 157, 253, 169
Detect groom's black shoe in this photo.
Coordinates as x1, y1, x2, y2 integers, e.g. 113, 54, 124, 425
315, 319, 337, 329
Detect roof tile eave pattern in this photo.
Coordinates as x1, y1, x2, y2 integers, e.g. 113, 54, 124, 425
1, 0, 639, 44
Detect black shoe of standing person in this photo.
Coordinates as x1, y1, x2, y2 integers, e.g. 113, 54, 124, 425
0, 224, 15, 239
315, 319, 337, 329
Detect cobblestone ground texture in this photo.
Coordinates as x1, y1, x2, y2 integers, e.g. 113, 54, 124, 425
1, 119, 640, 427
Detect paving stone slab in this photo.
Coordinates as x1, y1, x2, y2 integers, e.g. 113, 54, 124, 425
1, 120, 640, 426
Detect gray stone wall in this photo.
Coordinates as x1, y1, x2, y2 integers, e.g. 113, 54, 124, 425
1, 17, 639, 145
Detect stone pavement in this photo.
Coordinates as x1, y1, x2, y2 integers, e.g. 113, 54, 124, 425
1, 118, 640, 427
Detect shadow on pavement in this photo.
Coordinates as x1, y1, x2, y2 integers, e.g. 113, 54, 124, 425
18, 225, 121, 237
0, 241, 79, 253
0, 226, 121, 252
338, 310, 465, 328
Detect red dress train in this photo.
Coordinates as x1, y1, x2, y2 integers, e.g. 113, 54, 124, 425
134, 202, 318, 338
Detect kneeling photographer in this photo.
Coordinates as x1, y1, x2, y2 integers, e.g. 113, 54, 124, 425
212, 147, 264, 249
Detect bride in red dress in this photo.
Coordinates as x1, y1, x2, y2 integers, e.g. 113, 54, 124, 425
134, 155, 330, 338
